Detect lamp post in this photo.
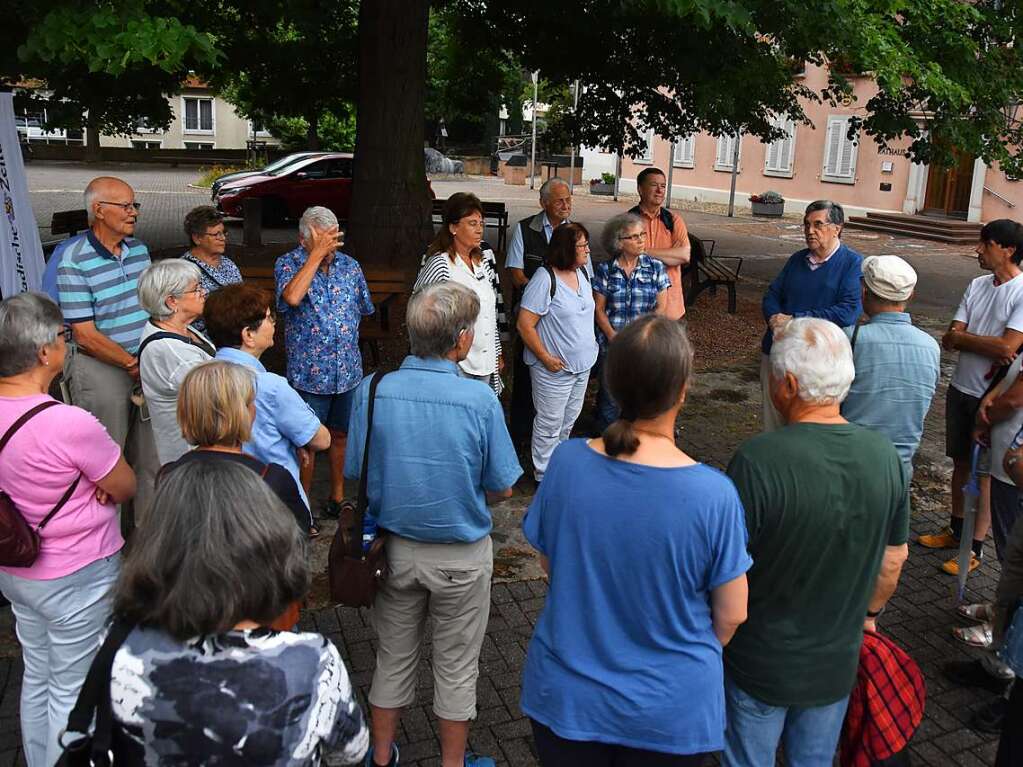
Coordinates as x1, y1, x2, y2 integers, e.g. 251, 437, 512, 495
727, 132, 741, 217
568, 79, 580, 193
529, 70, 539, 191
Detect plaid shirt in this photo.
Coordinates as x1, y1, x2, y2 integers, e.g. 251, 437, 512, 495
840, 630, 925, 767
592, 254, 670, 348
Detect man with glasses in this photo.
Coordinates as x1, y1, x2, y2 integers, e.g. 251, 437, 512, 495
56, 175, 159, 524
628, 166, 691, 320
760, 200, 863, 430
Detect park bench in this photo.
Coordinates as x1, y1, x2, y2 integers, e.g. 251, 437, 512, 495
42, 208, 89, 255
683, 233, 743, 314
431, 198, 509, 255
238, 263, 410, 366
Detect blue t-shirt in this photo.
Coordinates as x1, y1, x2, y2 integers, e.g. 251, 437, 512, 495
521, 439, 752, 754
344, 357, 523, 543
520, 267, 598, 374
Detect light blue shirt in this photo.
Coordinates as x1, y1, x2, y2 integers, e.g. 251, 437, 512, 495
841, 312, 940, 475
344, 356, 523, 543
505, 212, 556, 271
520, 267, 598, 374
215, 347, 321, 507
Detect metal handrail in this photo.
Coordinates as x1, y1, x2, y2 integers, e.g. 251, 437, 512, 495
984, 185, 1017, 208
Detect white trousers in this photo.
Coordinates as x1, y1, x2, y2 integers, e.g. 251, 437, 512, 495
529, 365, 589, 481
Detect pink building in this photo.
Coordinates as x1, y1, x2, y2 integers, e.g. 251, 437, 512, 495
618, 64, 1021, 224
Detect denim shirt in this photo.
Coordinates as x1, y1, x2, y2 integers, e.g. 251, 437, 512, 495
343, 356, 523, 543
841, 312, 940, 476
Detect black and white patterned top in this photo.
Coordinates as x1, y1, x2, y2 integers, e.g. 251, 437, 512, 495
110, 626, 368, 766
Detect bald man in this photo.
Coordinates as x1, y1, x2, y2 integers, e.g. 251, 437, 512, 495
56, 176, 158, 524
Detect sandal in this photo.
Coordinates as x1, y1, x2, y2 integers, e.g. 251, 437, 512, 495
956, 602, 992, 624
952, 622, 993, 648
308, 523, 321, 540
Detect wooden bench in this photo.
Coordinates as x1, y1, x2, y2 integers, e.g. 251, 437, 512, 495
431, 198, 509, 255
238, 263, 410, 366
42, 209, 89, 255
683, 234, 743, 314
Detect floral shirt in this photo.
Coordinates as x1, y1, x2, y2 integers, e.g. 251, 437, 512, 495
181, 250, 243, 332
275, 247, 374, 395
592, 254, 671, 349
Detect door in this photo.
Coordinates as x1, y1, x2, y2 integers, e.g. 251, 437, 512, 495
923, 149, 975, 218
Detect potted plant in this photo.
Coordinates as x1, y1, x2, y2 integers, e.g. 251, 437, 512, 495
750, 190, 785, 217
589, 172, 615, 195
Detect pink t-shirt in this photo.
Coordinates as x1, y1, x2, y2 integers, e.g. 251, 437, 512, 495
0, 394, 123, 580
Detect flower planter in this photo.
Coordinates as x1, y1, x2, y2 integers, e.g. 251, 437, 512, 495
751, 201, 785, 217
589, 182, 614, 196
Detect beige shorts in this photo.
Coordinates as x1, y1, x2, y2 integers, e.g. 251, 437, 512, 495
369, 535, 493, 721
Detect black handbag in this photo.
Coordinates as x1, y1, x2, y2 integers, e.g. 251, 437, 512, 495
328, 370, 390, 608
56, 620, 134, 766
0, 401, 80, 567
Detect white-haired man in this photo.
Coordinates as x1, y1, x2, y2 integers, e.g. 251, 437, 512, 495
724, 318, 909, 767
56, 175, 158, 523
276, 206, 374, 520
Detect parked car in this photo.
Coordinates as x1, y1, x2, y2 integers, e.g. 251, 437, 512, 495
214, 153, 354, 224
209, 151, 327, 197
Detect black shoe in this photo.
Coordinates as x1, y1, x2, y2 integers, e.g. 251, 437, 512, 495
320, 499, 354, 520
970, 695, 1007, 734
942, 660, 1013, 695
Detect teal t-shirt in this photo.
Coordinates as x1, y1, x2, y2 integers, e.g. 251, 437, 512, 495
724, 422, 908, 707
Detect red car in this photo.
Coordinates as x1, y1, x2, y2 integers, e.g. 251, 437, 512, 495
214, 153, 354, 223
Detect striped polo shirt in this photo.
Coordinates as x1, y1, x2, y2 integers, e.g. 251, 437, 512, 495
57, 232, 151, 354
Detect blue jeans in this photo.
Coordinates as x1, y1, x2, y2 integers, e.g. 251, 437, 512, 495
0, 553, 120, 767
722, 673, 850, 767
594, 349, 619, 432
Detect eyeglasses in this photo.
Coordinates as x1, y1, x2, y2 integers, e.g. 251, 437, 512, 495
98, 201, 141, 212
576, 241, 590, 249
803, 221, 836, 231
264, 310, 276, 325
202, 231, 227, 240
619, 232, 647, 242
178, 285, 208, 297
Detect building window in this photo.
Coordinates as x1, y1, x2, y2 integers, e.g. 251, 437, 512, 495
182, 97, 214, 134
822, 115, 858, 184
183, 141, 214, 150
135, 117, 160, 134
764, 117, 796, 178
714, 133, 742, 172
673, 136, 695, 168
248, 120, 273, 138
637, 128, 655, 164
131, 140, 161, 150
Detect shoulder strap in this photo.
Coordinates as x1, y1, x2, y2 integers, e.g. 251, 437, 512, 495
352, 371, 390, 559
0, 402, 59, 455
137, 330, 214, 360
545, 264, 557, 300
850, 322, 862, 352
659, 207, 675, 233
186, 254, 227, 288
62, 619, 135, 760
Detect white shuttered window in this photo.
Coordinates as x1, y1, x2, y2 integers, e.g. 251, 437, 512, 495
638, 128, 655, 162
764, 117, 796, 177
822, 116, 858, 183
714, 134, 741, 171
673, 136, 695, 167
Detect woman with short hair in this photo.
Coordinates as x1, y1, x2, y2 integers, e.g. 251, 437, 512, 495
415, 192, 506, 393
181, 205, 241, 330
517, 222, 597, 481
136, 258, 215, 465
592, 212, 670, 429
0, 292, 136, 767
108, 460, 368, 764
521, 316, 751, 766
161, 360, 311, 534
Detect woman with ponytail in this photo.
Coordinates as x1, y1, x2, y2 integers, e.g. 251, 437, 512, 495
520, 315, 752, 766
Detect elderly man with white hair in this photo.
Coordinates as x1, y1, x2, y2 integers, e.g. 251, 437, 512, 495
723, 318, 910, 767
275, 206, 374, 520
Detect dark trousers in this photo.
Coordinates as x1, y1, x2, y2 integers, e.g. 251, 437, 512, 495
997, 680, 1022, 767
510, 335, 534, 446
530, 720, 706, 767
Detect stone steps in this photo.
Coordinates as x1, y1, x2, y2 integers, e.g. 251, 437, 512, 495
846, 212, 981, 244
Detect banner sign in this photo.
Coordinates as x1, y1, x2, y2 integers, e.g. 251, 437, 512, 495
0, 92, 44, 299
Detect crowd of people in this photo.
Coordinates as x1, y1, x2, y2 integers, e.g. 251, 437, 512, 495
0, 168, 1022, 767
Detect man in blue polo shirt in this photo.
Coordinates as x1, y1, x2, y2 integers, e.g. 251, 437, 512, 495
56, 176, 158, 521
345, 282, 521, 767
761, 199, 863, 431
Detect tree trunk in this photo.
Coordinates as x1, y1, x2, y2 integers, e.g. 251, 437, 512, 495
306, 112, 321, 151
346, 0, 433, 272
84, 122, 102, 163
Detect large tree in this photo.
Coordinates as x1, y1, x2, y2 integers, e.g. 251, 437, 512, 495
5, 1, 218, 160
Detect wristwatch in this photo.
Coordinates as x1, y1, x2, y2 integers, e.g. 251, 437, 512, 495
866, 605, 886, 619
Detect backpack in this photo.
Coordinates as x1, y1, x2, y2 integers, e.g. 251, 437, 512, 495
544, 264, 590, 299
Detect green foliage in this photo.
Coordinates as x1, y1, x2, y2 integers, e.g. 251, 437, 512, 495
194, 164, 248, 188
600, 172, 615, 185
268, 112, 357, 151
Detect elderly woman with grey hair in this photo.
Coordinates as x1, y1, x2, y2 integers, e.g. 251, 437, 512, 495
0, 292, 136, 767
136, 258, 215, 464
592, 212, 671, 429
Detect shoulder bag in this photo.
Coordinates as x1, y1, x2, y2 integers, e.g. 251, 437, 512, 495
328, 370, 390, 608
0, 401, 81, 567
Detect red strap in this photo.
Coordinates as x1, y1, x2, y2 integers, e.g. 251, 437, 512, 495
0, 401, 60, 455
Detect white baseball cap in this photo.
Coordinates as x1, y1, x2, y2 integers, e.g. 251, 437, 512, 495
862, 255, 917, 302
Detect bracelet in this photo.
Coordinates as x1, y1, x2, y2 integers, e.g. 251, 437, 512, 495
866, 605, 885, 618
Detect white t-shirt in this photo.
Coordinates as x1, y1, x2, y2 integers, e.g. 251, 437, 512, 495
447, 256, 498, 377
951, 273, 1023, 397
990, 353, 1023, 484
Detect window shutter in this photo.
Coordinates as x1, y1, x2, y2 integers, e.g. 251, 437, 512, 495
641, 129, 654, 161
674, 136, 695, 166
765, 118, 795, 174
823, 117, 857, 179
